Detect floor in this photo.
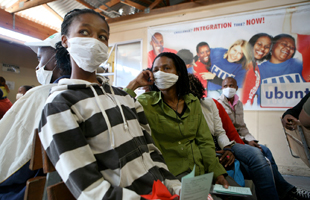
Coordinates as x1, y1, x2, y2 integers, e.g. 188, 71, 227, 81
283, 175, 310, 191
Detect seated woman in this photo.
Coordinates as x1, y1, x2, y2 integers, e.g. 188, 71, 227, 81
38, 9, 181, 199
125, 52, 229, 189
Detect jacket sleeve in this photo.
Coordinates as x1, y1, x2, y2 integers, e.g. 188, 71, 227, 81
38, 100, 144, 200
235, 102, 257, 142
209, 99, 235, 149
201, 98, 234, 149
195, 101, 227, 180
282, 92, 310, 119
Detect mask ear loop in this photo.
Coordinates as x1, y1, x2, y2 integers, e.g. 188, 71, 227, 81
42, 54, 56, 71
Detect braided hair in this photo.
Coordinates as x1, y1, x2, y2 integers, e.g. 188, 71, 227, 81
61, 9, 109, 36
56, 9, 109, 75
150, 52, 190, 97
188, 73, 205, 99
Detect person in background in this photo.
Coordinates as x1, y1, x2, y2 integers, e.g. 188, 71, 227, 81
16, 85, 33, 101
0, 33, 71, 200
241, 33, 273, 105
25, 33, 71, 84
125, 52, 233, 200
38, 9, 181, 199
0, 76, 10, 99
0, 88, 12, 119
282, 92, 310, 130
194, 42, 215, 96
148, 32, 177, 68
218, 77, 310, 200
177, 49, 195, 74
189, 73, 295, 200
299, 97, 310, 129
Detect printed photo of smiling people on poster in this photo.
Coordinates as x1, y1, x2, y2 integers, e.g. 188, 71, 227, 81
147, 3, 310, 110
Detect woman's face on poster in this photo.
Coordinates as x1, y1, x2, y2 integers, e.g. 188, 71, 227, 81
227, 45, 243, 63
271, 37, 295, 63
253, 36, 271, 60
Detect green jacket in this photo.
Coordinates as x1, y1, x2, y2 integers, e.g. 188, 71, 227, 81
124, 89, 226, 180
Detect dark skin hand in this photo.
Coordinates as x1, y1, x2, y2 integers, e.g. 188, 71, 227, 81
216, 150, 235, 168
244, 139, 262, 151
282, 114, 298, 130
127, 70, 154, 91
215, 175, 229, 189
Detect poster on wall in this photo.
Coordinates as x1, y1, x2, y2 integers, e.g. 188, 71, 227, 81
147, 3, 310, 110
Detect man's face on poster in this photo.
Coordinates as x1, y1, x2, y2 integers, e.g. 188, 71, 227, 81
198, 45, 211, 65
151, 34, 164, 53
271, 37, 295, 63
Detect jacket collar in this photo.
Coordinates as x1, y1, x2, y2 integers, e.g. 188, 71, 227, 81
151, 91, 198, 119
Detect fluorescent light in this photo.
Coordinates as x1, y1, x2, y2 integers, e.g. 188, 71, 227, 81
0, 27, 42, 43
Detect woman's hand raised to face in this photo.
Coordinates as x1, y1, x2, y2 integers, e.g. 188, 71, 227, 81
127, 70, 154, 91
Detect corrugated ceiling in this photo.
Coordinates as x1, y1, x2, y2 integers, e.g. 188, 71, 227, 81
0, 0, 191, 32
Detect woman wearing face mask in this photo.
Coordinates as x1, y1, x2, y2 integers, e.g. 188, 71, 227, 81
16, 85, 33, 100
256, 34, 304, 104
241, 33, 273, 105
38, 9, 181, 200
125, 52, 231, 199
206, 39, 251, 98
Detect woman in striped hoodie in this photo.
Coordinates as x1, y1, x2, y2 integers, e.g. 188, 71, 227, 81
38, 8, 181, 200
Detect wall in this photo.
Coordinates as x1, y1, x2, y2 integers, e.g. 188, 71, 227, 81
0, 39, 39, 103
108, 0, 310, 176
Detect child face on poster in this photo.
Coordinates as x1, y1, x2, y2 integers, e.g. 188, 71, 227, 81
271, 36, 295, 64
227, 45, 244, 63
253, 36, 271, 60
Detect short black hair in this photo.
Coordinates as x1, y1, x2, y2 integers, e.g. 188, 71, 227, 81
248, 33, 273, 61
272, 34, 296, 58
196, 42, 210, 54
0, 76, 5, 85
150, 52, 190, 97
177, 49, 193, 65
188, 73, 205, 99
55, 41, 72, 76
22, 85, 33, 92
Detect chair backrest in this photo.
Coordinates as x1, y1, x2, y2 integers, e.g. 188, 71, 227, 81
281, 118, 310, 168
24, 129, 46, 200
25, 129, 75, 200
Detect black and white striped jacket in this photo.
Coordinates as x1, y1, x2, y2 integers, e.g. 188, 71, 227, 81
38, 78, 181, 200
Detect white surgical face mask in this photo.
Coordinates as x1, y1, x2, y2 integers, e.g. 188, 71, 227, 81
36, 55, 56, 85
67, 37, 109, 72
222, 87, 237, 98
16, 93, 23, 100
154, 70, 179, 90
